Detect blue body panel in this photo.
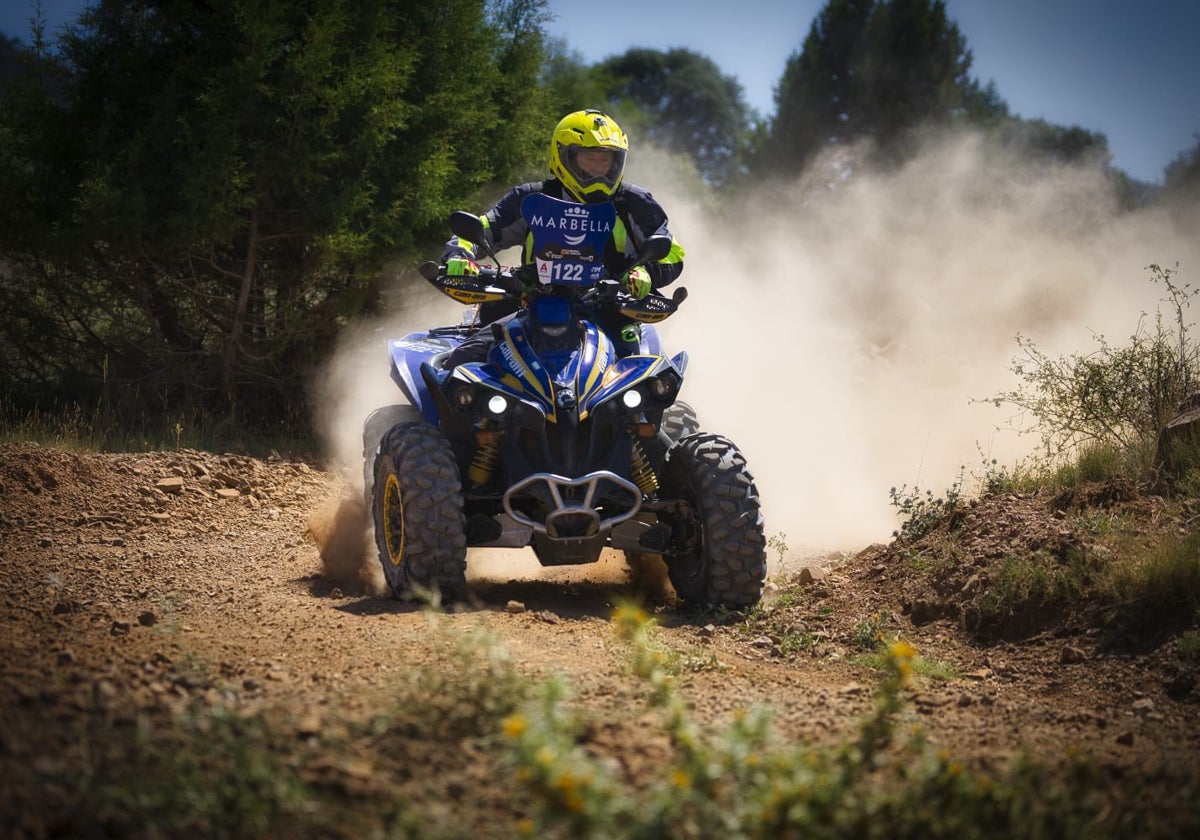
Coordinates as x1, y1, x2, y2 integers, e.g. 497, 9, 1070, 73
387, 333, 458, 424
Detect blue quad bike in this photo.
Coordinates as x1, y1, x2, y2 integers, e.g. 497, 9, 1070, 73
363, 195, 766, 608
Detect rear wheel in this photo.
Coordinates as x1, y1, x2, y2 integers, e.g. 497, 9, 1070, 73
661, 433, 766, 609
371, 421, 467, 600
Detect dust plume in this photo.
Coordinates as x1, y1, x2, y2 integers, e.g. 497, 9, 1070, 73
304, 493, 385, 596
308, 278, 457, 587
311, 128, 1199, 576
638, 130, 1199, 556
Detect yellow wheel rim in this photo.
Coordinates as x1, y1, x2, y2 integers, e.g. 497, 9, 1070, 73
382, 472, 405, 566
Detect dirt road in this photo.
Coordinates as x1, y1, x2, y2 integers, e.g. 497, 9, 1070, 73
1, 442, 1197, 836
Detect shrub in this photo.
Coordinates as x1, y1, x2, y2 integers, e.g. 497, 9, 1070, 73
889, 469, 964, 541
986, 263, 1198, 481
502, 603, 1111, 838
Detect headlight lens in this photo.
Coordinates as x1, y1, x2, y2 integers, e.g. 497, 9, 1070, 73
451, 384, 476, 409
487, 394, 509, 415
649, 373, 677, 400
622, 389, 643, 409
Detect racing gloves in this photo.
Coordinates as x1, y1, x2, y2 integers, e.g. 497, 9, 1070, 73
446, 257, 479, 277
623, 266, 651, 299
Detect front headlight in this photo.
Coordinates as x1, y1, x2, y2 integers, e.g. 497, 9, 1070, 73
487, 394, 510, 416
622, 389, 643, 409
648, 373, 677, 401
451, 383, 476, 410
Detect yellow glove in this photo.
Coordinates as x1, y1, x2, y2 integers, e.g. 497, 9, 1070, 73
446, 257, 479, 277
623, 266, 651, 299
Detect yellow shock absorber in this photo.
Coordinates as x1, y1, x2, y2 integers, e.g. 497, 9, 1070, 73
630, 439, 659, 495
468, 434, 500, 488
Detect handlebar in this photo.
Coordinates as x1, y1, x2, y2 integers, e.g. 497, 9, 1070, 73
420, 260, 686, 322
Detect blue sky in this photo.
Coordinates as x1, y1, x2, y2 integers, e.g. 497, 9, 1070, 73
4, 0, 1197, 183
544, 0, 1199, 185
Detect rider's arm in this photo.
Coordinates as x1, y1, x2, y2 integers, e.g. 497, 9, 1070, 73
621, 185, 685, 290
441, 182, 547, 262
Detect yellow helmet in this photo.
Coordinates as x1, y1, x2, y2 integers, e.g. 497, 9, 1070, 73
549, 109, 628, 204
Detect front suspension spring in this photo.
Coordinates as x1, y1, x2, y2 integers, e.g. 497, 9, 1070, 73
468, 441, 499, 487
630, 439, 659, 495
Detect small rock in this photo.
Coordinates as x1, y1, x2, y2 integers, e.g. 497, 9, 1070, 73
750, 635, 774, 648
914, 692, 951, 709
1060, 645, 1088, 664
1132, 698, 1156, 716
506, 600, 526, 614
156, 477, 185, 495
110, 620, 131, 636
215, 488, 240, 500
38, 537, 53, 548
1115, 731, 1135, 746
148, 513, 171, 522
57, 648, 76, 665
798, 566, 826, 584
111, 537, 125, 547
297, 716, 322, 738
137, 611, 157, 627
697, 624, 717, 638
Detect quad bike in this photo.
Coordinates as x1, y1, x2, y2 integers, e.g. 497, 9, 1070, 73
363, 194, 766, 608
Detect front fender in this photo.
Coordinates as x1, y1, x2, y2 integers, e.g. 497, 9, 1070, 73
387, 334, 459, 424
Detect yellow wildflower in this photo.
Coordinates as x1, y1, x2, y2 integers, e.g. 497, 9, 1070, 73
889, 639, 917, 682
502, 713, 528, 739
671, 768, 693, 790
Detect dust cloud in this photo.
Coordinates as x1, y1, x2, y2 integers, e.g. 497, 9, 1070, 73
308, 277, 453, 585
312, 128, 1199, 577
642, 130, 1199, 556
304, 493, 386, 596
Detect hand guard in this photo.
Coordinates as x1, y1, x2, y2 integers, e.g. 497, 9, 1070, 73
445, 257, 479, 277
622, 266, 651, 299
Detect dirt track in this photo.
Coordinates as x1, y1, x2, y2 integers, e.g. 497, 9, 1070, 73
2, 442, 1198, 836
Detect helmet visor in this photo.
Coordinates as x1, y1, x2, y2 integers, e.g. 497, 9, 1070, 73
562, 144, 626, 193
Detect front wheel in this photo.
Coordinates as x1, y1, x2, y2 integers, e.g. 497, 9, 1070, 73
371, 421, 467, 600
661, 433, 766, 609
362, 405, 421, 504
660, 401, 700, 443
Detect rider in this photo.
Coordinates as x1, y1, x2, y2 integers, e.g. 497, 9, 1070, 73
442, 109, 685, 362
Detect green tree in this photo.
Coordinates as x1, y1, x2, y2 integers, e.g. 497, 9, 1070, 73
541, 37, 610, 121
765, 0, 873, 176
759, 0, 1005, 175
0, 0, 551, 431
593, 47, 752, 187
1159, 136, 1200, 226
991, 118, 1110, 167
856, 0, 979, 158
1164, 136, 1200, 201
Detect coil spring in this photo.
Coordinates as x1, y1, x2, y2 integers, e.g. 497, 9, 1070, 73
630, 439, 659, 495
468, 441, 499, 487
